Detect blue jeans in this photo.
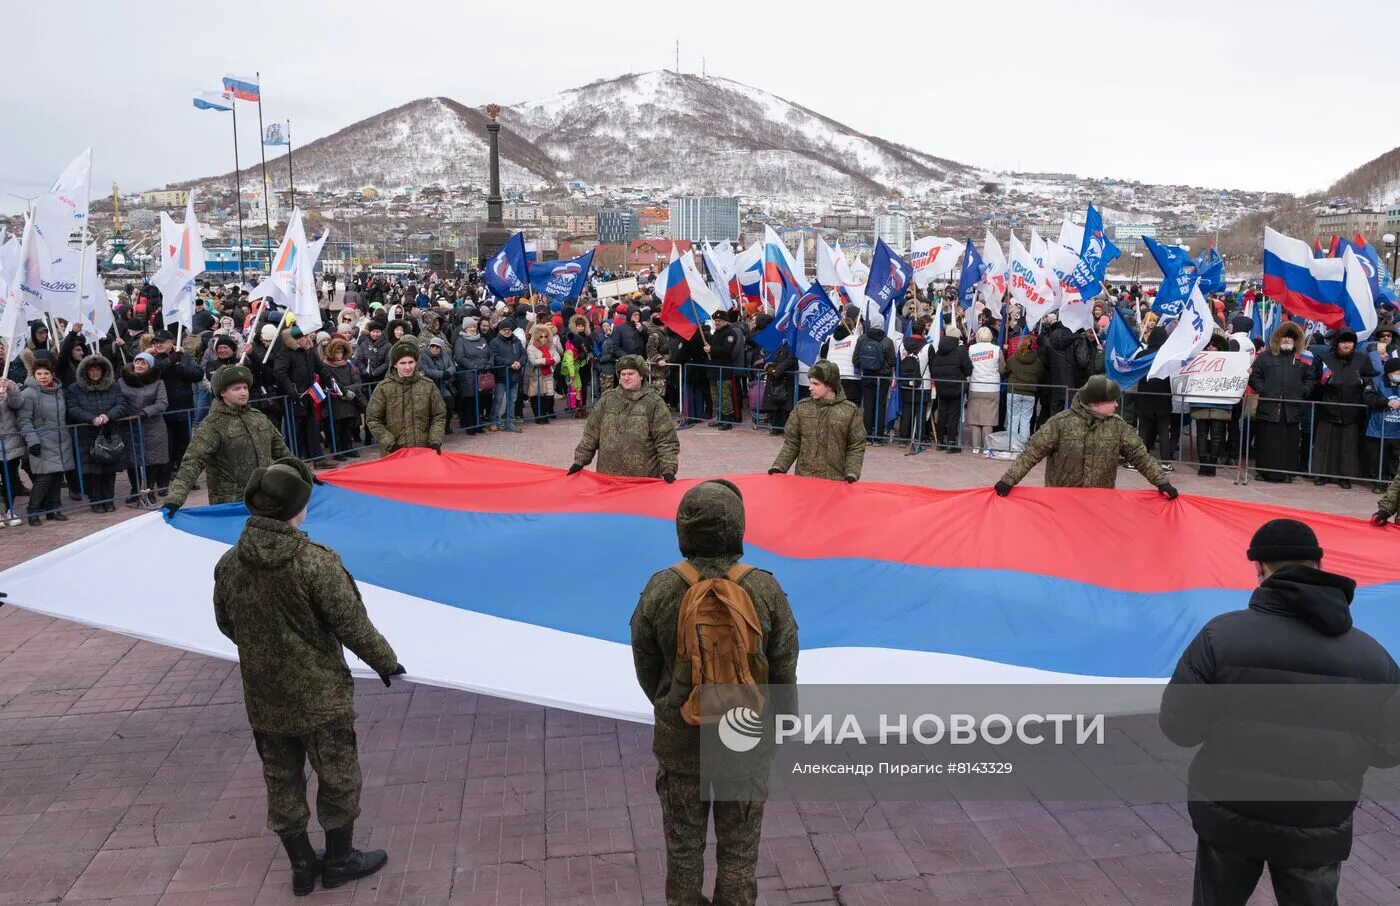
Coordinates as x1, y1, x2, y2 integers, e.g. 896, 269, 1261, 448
492, 373, 514, 425
193, 384, 211, 425
1008, 393, 1036, 446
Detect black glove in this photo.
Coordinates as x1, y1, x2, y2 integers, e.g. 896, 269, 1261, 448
162, 502, 180, 518
311, 474, 326, 486
1373, 510, 1391, 526
994, 481, 1012, 497
28, 443, 41, 457
844, 476, 857, 484
768, 468, 783, 475
379, 663, 407, 687
431, 443, 442, 455
663, 472, 675, 483
1158, 483, 1179, 500
566, 463, 583, 476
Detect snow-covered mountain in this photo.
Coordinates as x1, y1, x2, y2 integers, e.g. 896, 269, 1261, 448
182, 97, 563, 195
496, 70, 976, 198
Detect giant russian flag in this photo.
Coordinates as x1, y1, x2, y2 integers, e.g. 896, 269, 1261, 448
1263, 227, 1377, 338
2, 450, 1398, 723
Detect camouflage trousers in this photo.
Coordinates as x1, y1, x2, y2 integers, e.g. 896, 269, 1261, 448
252, 715, 362, 836
655, 768, 766, 906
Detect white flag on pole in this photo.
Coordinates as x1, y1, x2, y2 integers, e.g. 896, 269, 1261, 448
1, 219, 48, 362
910, 236, 960, 288
78, 244, 112, 345
1007, 234, 1057, 330
1147, 285, 1215, 380
32, 149, 92, 322
151, 192, 204, 330
977, 231, 1007, 316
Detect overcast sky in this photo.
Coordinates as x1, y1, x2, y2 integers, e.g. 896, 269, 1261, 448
3, 0, 1395, 215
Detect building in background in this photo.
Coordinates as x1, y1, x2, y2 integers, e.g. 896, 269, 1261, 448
1108, 222, 1157, 247
639, 207, 670, 238
874, 213, 910, 254
140, 189, 189, 208
628, 239, 693, 272
1314, 209, 1385, 244
598, 208, 640, 244
669, 196, 740, 243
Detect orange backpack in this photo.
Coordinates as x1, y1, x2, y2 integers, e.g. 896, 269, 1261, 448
672, 561, 768, 726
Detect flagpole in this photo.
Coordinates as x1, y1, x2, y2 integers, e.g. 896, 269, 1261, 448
230, 97, 246, 284
287, 120, 295, 209
255, 71, 273, 279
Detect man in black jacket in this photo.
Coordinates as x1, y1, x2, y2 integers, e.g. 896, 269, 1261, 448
1160, 518, 1400, 905
928, 329, 972, 451
1037, 315, 1090, 428
274, 326, 335, 463
151, 330, 204, 471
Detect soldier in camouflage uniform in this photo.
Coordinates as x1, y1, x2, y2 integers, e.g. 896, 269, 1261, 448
768, 359, 865, 482
365, 339, 447, 455
995, 375, 1179, 497
570, 354, 679, 480
163, 366, 293, 513
631, 480, 800, 906
212, 457, 405, 896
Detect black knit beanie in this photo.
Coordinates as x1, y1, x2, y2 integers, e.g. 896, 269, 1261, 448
1246, 518, 1323, 563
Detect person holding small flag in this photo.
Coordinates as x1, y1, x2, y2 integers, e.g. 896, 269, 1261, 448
365, 340, 446, 456
994, 375, 1177, 496
274, 325, 337, 464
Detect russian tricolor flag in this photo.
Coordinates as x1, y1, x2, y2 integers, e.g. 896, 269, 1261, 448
221, 74, 260, 102
656, 246, 721, 340
2, 451, 1399, 722
1262, 227, 1376, 339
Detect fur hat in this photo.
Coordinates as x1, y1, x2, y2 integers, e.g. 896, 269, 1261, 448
616, 354, 646, 376
1247, 518, 1322, 563
244, 457, 314, 522
1079, 374, 1122, 405
325, 337, 353, 361
808, 359, 841, 389
213, 335, 238, 355
212, 364, 253, 397
390, 339, 419, 364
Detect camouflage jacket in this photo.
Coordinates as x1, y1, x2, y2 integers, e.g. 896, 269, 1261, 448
770, 393, 865, 481
1001, 396, 1167, 489
168, 399, 292, 507
365, 371, 446, 453
213, 515, 398, 735
574, 385, 679, 478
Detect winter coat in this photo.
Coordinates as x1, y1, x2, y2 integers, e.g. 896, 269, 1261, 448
710, 323, 745, 372
524, 343, 557, 399
273, 333, 334, 411
213, 515, 399, 735
365, 371, 446, 453
66, 356, 130, 474
118, 366, 170, 466
154, 349, 203, 419
1363, 374, 1400, 440
673, 329, 712, 387
487, 333, 526, 383
18, 378, 74, 474
1001, 390, 1167, 489
927, 336, 972, 397
573, 385, 679, 478
353, 332, 391, 383
1315, 343, 1374, 425
763, 343, 798, 414
594, 330, 617, 375
897, 335, 931, 392
645, 328, 668, 382
1134, 328, 1174, 416
1040, 324, 1090, 390
859, 328, 897, 377
321, 360, 363, 421
418, 348, 455, 403
1249, 324, 1315, 425
452, 330, 492, 396
770, 389, 865, 481
166, 399, 294, 507
615, 321, 647, 358
56, 332, 90, 389
0, 380, 24, 462
1159, 565, 1400, 868
630, 481, 799, 773
1005, 342, 1046, 395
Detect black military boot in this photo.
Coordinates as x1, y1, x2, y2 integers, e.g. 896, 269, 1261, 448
321, 824, 387, 889
279, 831, 322, 896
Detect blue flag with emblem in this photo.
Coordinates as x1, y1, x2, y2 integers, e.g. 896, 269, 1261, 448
1104, 308, 1155, 390
783, 282, 841, 367
1072, 204, 1121, 300
528, 249, 594, 301
865, 239, 913, 328
484, 232, 529, 299
1194, 245, 1225, 295
957, 240, 983, 311
1144, 235, 1199, 318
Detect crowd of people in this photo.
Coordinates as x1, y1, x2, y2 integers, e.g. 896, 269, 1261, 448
3, 268, 1398, 530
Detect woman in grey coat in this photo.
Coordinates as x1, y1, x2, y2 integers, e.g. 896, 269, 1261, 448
0, 376, 25, 524
18, 359, 75, 524
119, 352, 170, 508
